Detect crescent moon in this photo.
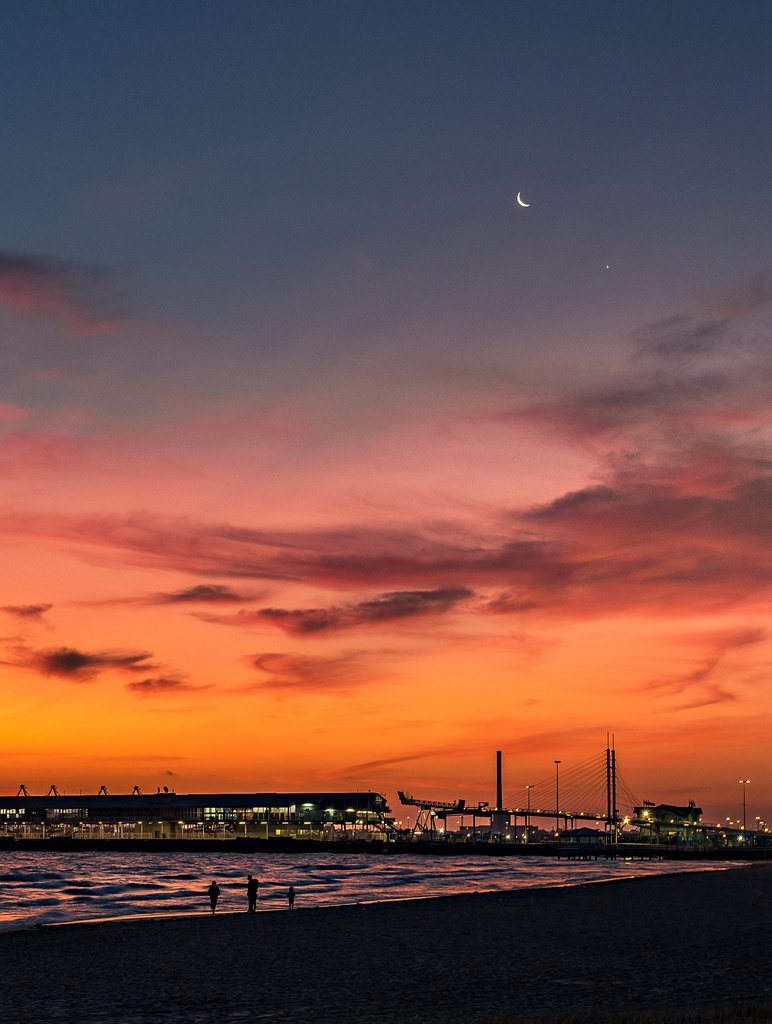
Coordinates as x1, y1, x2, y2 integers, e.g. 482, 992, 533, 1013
516, 192, 530, 208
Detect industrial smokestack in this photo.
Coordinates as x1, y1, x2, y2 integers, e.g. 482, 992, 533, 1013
496, 750, 502, 810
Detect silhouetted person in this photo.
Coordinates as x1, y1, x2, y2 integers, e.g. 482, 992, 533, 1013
208, 880, 220, 913
247, 874, 259, 912
288, 885, 295, 910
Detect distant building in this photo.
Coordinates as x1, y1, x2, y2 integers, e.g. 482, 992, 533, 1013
630, 801, 703, 844
0, 790, 390, 840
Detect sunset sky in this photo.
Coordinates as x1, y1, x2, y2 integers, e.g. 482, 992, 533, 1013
2, 2, 771, 828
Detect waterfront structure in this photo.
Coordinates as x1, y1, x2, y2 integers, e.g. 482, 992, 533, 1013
560, 826, 607, 844
630, 801, 703, 844
0, 789, 391, 840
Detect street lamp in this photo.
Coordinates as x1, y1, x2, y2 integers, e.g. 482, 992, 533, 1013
525, 785, 534, 843
554, 761, 561, 834
740, 779, 750, 830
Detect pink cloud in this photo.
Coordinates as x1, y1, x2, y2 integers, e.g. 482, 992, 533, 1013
0, 404, 29, 424
5, 287, 772, 630
0, 251, 121, 337
5, 447, 772, 626
0, 431, 93, 474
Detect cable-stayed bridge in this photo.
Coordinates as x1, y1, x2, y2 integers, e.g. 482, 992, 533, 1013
399, 743, 770, 844
399, 744, 635, 836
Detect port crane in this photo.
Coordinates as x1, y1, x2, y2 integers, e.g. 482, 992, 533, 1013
398, 791, 487, 835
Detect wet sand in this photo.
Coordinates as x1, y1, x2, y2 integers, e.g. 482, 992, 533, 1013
2, 864, 771, 1023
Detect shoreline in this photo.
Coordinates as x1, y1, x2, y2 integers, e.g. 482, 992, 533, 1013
3, 862, 770, 1022
4, 833, 772, 860
33, 860, 747, 931
1, 854, 744, 936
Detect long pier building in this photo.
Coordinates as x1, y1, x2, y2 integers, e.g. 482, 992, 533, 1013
0, 789, 390, 840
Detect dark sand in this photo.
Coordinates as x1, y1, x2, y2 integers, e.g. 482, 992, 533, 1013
2, 864, 771, 1024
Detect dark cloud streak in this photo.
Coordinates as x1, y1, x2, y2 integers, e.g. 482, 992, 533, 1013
207, 587, 473, 635
153, 584, 255, 604
125, 676, 206, 698
1, 603, 52, 622
1, 643, 154, 681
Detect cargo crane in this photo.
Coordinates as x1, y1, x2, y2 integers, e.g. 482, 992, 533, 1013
397, 791, 469, 835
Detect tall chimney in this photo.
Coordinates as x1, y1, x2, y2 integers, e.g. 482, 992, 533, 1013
496, 750, 502, 810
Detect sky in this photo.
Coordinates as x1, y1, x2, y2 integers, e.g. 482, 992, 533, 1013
2, 1, 771, 829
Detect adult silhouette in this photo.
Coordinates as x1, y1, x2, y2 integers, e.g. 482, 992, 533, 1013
208, 880, 220, 913
247, 874, 259, 912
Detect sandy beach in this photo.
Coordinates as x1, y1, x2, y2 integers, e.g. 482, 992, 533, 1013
2, 863, 771, 1023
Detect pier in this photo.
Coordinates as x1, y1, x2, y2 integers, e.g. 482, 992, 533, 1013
2, 741, 769, 856
396, 742, 771, 853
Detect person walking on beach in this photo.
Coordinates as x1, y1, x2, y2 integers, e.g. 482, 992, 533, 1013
288, 885, 295, 910
247, 874, 259, 912
208, 880, 220, 914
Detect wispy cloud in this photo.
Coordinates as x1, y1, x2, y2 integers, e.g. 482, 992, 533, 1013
4, 279, 772, 634
5, 447, 772, 625
0, 642, 154, 681
640, 626, 767, 710
248, 650, 385, 693
0, 510, 560, 589
1, 604, 52, 623
701, 269, 772, 318
0, 431, 96, 476
83, 584, 260, 608
125, 675, 208, 698
318, 749, 443, 779
0, 404, 29, 424
508, 286, 772, 443
152, 584, 256, 604
206, 587, 473, 635
631, 314, 731, 363
505, 371, 740, 443
0, 251, 123, 337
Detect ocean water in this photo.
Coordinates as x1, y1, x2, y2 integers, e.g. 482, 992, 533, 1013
0, 848, 740, 930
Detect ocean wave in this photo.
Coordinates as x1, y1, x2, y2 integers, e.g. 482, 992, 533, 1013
0, 871, 64, 882
0, 849, 741, 929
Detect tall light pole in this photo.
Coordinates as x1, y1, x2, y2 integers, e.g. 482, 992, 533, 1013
740, 779, 750, 830
554, 761, 561, 834
526, 785, 534, 843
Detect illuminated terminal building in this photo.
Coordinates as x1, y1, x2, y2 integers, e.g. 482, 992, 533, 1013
630, 801, 703, 844
0, 789, 391, 840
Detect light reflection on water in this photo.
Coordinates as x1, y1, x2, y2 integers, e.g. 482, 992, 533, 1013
0, 849, 738, 930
